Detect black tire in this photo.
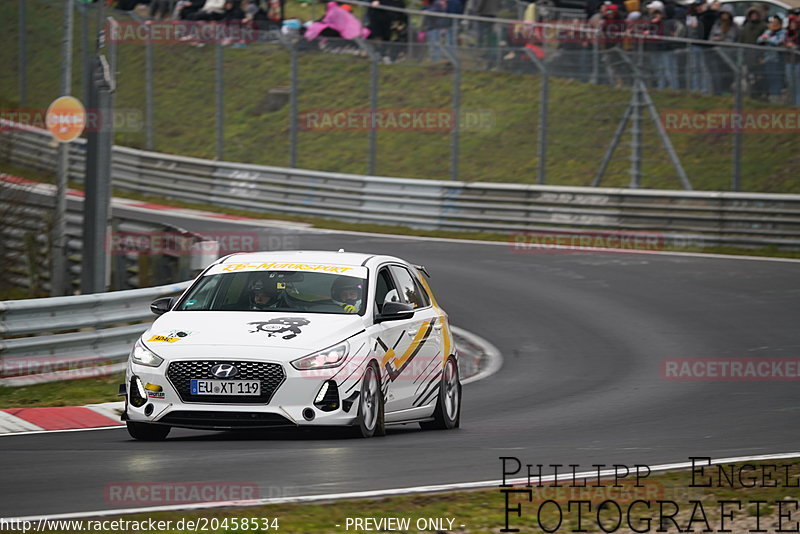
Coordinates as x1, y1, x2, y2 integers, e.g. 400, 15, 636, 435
420, 356, 461, 430
353, 362, 385, 438
126, 421, 171, 441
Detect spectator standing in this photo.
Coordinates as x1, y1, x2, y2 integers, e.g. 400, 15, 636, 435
187, 0, 227, 20
473, 0, 498, 47
643, 0, 682, 90
708, 4, 738, 93
368, 0, 407, 62
740, 6, 768, 96
685, 0, 713, 94
149, 0, 171, 19
424, 0, 450, 61
757, 15, 788, 101
785, 15, 800, 105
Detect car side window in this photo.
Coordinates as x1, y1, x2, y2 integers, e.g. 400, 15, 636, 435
389, 266, 428, 308
412, 273, 432, 308
374, 268, 399, 313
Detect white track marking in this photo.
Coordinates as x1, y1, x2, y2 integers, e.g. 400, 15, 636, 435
0, 412, 44, 433
84, 402, 125, 423
0, 425, 125, 437
4, 452, 799, 521
451, 326, 503, 385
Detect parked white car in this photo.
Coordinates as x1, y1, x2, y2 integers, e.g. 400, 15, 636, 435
719, 0, 800, 26
123, 251, 461, 440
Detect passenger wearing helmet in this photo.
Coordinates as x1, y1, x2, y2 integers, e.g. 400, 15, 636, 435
248, 278, 279, 311
331, 277, 363, 314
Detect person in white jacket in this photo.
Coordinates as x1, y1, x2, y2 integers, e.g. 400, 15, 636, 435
187, 0, 227, 20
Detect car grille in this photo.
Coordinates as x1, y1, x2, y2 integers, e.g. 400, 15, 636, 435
167, 360, 285, 404
158, 411, 295, 429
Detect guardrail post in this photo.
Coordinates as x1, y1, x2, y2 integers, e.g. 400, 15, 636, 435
289, 39, 298, 168
215, 42, 224, 161
145, 21, 155, 151
18, 0, 27, 106
52, 0, 75, 297
440, 44, 460, 181
523, 47, 548, 184
629, 45, 643, 189
355, 39, 380, 175
81, 2, 91, 108
83, 52, 115, 294
732, 47, 743, 192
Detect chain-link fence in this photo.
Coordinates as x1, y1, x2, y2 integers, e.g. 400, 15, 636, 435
1, 0, 798, 193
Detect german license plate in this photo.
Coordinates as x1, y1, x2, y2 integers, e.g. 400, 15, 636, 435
190, 379, 260, 396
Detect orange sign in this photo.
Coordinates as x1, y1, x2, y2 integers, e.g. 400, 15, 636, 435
45, 96, 86, 142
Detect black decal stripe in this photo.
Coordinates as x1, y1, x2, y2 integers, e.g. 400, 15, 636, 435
392, 331, 405, 350
414, 359, 442, 395
331, 342, 366, 380
345, 371, 365, 395
416, 386, 439, 408
376, 337, 389, 352
360, 256, 375, 266
413, 352, 441, 385
340, 355, 368, 391
413, 371, 442, 406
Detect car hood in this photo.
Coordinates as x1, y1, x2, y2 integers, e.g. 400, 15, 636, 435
141, 311, 366, 361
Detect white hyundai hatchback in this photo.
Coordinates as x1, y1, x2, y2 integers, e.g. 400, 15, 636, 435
123, 251, 461, 440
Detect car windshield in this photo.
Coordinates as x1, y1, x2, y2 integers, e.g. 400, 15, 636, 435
177, 271, 367, 315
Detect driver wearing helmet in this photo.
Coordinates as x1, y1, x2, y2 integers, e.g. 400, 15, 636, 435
331, 277, 363, 314
248, 278, 279, 311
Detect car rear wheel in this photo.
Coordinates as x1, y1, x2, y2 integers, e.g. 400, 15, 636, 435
420, 356, 461, 430
126, 421, 171, 441
353, 362, 385, 438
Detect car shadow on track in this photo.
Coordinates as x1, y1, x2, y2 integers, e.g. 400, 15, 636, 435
124, 424, 431, 442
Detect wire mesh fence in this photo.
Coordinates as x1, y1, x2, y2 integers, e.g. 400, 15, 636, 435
1, 0, 798, 192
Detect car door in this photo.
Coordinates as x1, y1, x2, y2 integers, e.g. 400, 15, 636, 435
367, 266, 415, 414
382, 265, 442, 412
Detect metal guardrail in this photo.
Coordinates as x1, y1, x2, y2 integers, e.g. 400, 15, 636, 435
2, 120, 800, 249
0, 281, 191, 386
0, 280, 487, 387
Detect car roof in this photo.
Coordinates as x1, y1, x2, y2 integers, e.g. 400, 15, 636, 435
218, 250, 384, 268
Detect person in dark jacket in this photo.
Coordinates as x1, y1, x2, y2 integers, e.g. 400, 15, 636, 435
643, 1, 682, 89
685, 0, 714, 93
473, 0, 498, 47
368, 0, 407, 61
757, 15, 788, 101
786, 15, 800, 105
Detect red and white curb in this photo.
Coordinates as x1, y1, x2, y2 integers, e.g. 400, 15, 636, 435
0, 402, 124, 434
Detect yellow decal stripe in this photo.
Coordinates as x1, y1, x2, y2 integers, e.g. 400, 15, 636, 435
147, 335, 179, 343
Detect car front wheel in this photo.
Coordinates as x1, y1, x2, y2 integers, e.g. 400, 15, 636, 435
126, 421, 171, 441
353, 362, 385, 438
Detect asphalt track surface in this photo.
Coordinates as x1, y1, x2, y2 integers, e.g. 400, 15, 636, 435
1, 206, 799, 518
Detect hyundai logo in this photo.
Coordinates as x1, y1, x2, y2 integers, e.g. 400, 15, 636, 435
210, 363, 238, 378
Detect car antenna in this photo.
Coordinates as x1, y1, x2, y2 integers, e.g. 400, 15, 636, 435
338, 248, 345, 253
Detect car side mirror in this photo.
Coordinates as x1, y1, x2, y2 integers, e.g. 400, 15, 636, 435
375, 301, 415, 323
150, 297, 175, 316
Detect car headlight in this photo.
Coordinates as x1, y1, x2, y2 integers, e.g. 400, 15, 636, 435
130, 339, 164, 368
291, 341, 349, 370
